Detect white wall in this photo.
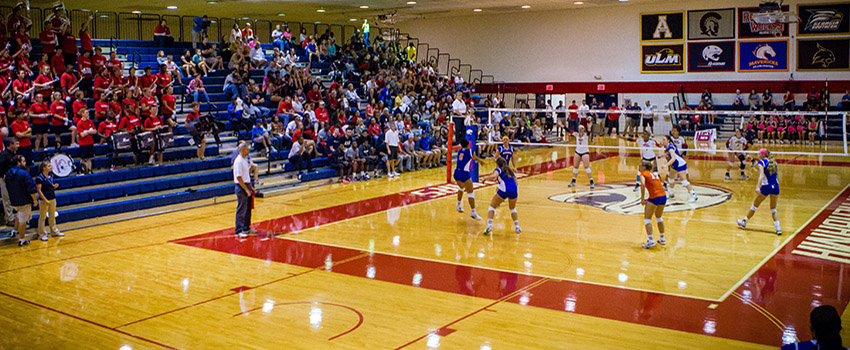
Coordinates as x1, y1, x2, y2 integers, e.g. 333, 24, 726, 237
398, 0, 846, 83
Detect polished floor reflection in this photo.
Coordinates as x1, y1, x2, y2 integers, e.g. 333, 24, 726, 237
1, 139, 849, 349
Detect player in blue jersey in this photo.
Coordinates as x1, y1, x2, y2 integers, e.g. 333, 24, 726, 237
497, 136, 516, 169
661, 135, 698, 203
454, 139, 485, 220
780, 305, 845, 350
482, 157, 521, 235
737, 149, 782, 235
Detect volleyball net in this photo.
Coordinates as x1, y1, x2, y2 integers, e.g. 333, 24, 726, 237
445, 108, 849, 183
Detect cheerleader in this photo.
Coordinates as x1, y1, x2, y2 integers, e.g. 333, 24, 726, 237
725, 129, 750, 180
757, 116, 766, 143
454, 139, 485, 220
482, 157, 521, 235
497, 136, 516, 169
766, 116, 776, 144
567, 125, 594, 188
737, 149, 782, 235
639, 161, 666, 249
620, 131, 659, 191
662, 136, 698, 203
807, 117, 818, 145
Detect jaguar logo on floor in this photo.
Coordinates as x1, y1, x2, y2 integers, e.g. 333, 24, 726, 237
548, 183, 732, 215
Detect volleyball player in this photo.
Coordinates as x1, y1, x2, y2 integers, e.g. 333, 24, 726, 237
482, 157, 521, 235
725, 128, 750, 180
638, 161, 666, 249
662, 136, 698, 203
454, 139, 485, 220
497, 136, 516, 169
736, 149, 782, 235
567, 125, 594, 188
621, 131, 659, 191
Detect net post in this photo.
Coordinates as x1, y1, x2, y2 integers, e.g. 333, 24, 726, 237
844, 112, 848, 156
447, 122, 454, 184
488, 109, 493, 144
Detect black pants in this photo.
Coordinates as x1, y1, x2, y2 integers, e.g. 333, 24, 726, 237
235, 185, 252, 234
289, 153, 313, 172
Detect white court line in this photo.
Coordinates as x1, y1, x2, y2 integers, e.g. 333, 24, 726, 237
716, 182, 850, 302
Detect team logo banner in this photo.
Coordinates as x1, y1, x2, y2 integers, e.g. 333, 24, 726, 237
739, 6, 790, 37
688, 41, 735, 72
739, 40, 788, 71
798, 3, 850, 36
641, 43, 685, 73
688, 8, 736, 40
797, 38, 850, 71
641, 11, 684, 41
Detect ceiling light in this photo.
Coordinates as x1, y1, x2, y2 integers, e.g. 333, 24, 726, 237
277, 13, 286, 16
317, 9, 326, 13
360, 5, 369, 9
473, 8, 482, 12
166, 6, 178, 10
240, 17, 250, 20
521, 5, 531, 8
619, 0, 629, 1
574, 1, 584, 4
99, 15, 109, 18
407, 1, 417, 4
314, 21, 321, 24
207, 1, 216, 4
350, 18, 358, 21
131, 10, 142, 14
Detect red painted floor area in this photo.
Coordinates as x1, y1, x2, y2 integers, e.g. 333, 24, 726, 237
174, 154, 850, 347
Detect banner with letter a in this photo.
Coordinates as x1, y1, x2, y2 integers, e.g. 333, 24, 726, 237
739, 40, 789, 72
688, 8, 736, 40
641, 11, 684, 42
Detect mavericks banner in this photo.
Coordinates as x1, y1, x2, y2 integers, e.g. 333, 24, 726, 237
798, 3, 850, 36
688, 41, 735, 72
641, 11, 685, 41
739, 40, 789, 72
797, 38, 850, 71
641, 43, 685, 73
688, 8, 736, 40
739, 6, 790, 38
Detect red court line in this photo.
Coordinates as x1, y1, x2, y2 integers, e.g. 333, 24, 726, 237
0, 290, 177, 349
0, 242, 165, 274
232, 301, 365, 341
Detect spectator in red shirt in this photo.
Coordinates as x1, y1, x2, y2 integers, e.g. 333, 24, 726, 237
93, 68, 112, 100
307, 83, 322, 104
185, 102, 207, 160
60, 66, 79, 101
50, 91, 75, 149
106, 51, 122, 72
606, 102, 620, 136
94, 93, 110, 124
11, 26, 30, 56
60, 25, 77, 67
155, 64, 172, 97
29, 94, 51, 151
33, 65, 55, 101
77, 50, 94, 97
50, 48, 65, 76
139, 88, 158, 120
154, 19, 174, 47
92, 47, 107, 74
124, 67, 139, 90
39, 21, 57, 59
119, 105, 142, 164
10, 108, 33, 164
97, 115, 119, 171
11, 70, 32, 102
160, 86, 177, 132
138, 66, 157, 92
316, 102, 329, 123
143, 113, 165, 165
76, 108, 96, 174
79, 16, 93, 54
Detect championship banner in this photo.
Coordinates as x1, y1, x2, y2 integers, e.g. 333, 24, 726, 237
688, 8, 736, 40
739, 40, 789, 72
798, 3, 850, 36
688, 41, 735, 72
641, 43, 685, 73
641, 11, 684, 41
797, 38, 850, 71
738, 6, 790, 38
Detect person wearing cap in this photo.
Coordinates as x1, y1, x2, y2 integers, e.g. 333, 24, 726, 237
251, 118, 272, 153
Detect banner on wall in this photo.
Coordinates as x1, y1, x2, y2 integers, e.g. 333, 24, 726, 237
641, 43, 685, 73
641, 11, 685, 41
738, 6, 790, 38
739, 40, 789, 72
797, 38, 850, 71
798, 3, 850, 36
687, 8, 736, 40
688, 41, 735, 72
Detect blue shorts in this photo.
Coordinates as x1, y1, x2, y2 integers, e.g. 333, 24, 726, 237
673, 161, 687, 172
453, 171, 470, 183
648, 196, 667, 206
760, 184, 780, 196
497, 190, 518, 199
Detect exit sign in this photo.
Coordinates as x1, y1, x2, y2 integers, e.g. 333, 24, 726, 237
545, 84, 554, 91
597, 84, 605, 91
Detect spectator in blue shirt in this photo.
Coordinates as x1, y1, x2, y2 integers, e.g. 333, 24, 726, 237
192, 15, 209, 49
251, 119, 271, 152
5, 155, 37, 247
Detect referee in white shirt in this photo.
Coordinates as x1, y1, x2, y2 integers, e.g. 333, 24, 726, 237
233, 142, 255, 238
451, 91, 468, 144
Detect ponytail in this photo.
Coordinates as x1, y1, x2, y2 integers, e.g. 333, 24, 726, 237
495, 157, 514, 179
810, 305, 843, 350
766, 152, 778, 175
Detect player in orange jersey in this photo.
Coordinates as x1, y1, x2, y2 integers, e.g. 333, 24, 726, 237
639, 161, 667, 249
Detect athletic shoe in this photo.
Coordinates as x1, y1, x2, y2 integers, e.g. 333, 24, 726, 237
18, 239, 30, 246
657, 237, 666, 245
641, 240, 656, 249
456, 204, 464, 213
736, 219, 747, 229
70, 143, 78, 148
235, 232, 248, 238
39, 234, 48, 241
483, 225, 493, 236
590, 181, 595, 189
50, 231, 64, 237
688, 195, 698, 203
515, 226, 522, 234
740, 174, 749, 180
567, 180, 576, 188
342, 178, 349, 184
663, 183, 668, 191
633, 184, 640, 192
470, 213, 483, 220
668, 193, 675, 199
724, 175, 733, 180
776, 229, 782, 235
246, 228, 258, 234
110, 165, 118, 172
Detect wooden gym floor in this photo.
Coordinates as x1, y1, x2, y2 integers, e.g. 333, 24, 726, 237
1, 138, 850, 349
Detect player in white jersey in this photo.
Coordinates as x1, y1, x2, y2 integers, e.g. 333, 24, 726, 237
725, 128, 751, 180
621, 131, 660, 191
670, 127, 687, 156
567, 125, 594, 188
662, 135, 698, 203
